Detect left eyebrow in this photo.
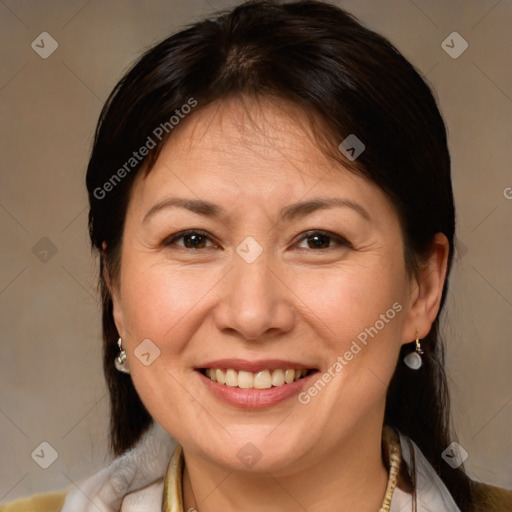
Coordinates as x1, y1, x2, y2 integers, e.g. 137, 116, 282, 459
278, 198, 371, 223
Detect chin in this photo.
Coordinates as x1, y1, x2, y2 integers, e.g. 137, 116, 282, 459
193, 430, 314, 473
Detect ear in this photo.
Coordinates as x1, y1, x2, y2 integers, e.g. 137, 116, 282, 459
101, 241, 127, 339
401, 233, 450, 343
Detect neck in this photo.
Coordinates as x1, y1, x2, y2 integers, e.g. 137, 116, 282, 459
181, 421, 389, 512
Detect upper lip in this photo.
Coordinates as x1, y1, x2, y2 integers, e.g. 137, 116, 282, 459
196, 359, 317, 373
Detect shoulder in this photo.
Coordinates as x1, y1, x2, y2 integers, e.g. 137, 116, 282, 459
0, 491, 67, 512
471, 480, 512, 512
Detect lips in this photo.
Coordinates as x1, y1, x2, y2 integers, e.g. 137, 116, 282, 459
201, 367, 311, 389
197, 358, 314, 373
196, 359, 318, 392
197, 361, 319, 408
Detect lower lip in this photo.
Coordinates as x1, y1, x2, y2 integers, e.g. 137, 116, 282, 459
197, 371, 317, 409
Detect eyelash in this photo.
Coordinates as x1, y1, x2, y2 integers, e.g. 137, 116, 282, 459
161, 229, 352, 251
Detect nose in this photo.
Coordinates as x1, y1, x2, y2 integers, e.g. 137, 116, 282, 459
213, 250, 295, 342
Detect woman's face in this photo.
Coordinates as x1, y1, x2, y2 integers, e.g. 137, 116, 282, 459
111, 97, 429, 473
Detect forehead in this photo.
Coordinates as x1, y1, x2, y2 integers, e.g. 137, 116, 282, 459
159, 96, 338, 177
128, 96, 396, 224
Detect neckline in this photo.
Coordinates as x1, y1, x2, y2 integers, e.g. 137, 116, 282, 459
162, 425, 402, 512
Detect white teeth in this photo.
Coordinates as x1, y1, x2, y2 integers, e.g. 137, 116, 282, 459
254, 370, 272, 389
203, 368, 311, 389
284, 369, 295, 384
237, 370, 253, 389
225, 369, 238, 387
216, 368, 226, 385
271, 369, 285, 386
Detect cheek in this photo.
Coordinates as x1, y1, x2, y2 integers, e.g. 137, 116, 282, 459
294, 258, 406, 402
119, 255, 210, 351
292, 258, 406, 343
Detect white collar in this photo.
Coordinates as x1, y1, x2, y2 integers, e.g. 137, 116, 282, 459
61, 422, 176, 512
390, 433, 462, 512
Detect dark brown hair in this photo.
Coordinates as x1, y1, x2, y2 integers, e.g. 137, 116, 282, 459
86, 1, 474, 509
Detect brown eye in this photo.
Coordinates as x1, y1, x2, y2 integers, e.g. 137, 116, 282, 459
163, 230, 216, 249
182, 233, 207, 249
297, 230, 351, 250
305, 233, 331, 249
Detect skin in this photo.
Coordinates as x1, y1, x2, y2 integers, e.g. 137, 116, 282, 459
107, 96, 449, 512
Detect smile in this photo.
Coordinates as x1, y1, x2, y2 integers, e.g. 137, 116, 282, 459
200, 368, 313, 389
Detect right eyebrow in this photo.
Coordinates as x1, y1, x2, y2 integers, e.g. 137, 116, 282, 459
142, 197, 225, 224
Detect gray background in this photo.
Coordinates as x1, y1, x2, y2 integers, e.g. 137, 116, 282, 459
0, 0, 511, 502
